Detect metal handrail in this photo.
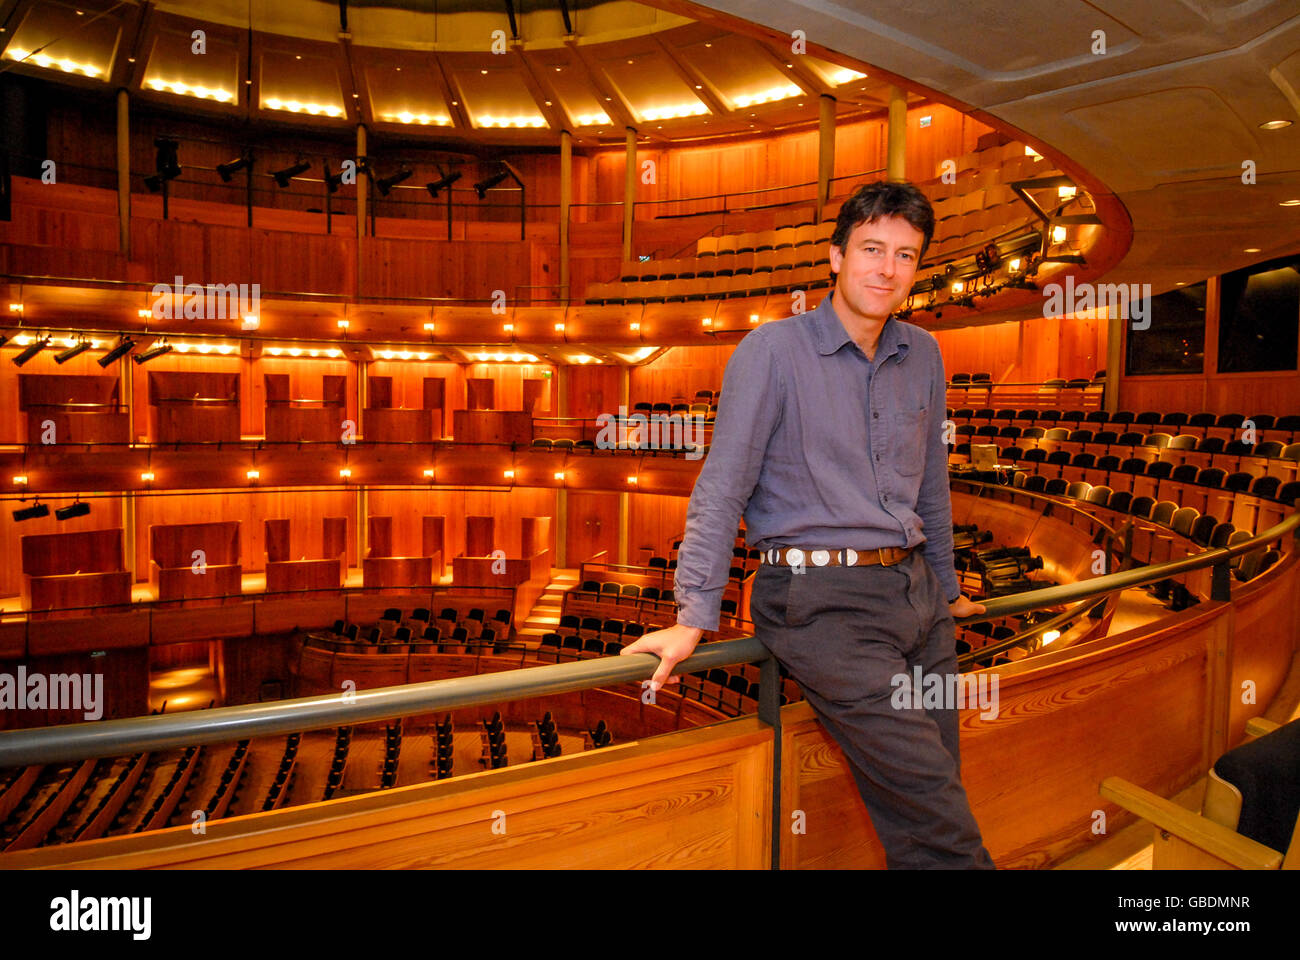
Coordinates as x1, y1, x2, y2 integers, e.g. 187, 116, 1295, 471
0, 501, 1293, 766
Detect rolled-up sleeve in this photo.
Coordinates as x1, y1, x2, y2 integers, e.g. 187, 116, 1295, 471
673, 326, 785, 631
914, 338, 962, 601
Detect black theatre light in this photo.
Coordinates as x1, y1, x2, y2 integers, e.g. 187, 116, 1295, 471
272, 159, 311, 188
98, 336, 135, 367
473, 169, 509, 199
425, 170, 462, 198
217, 151, 253, 182
55, 500, 91, 521
54, 339, 91, 364
145, 137, 182, 191
12, 336, 49, 366
12, 502, 49, 522
325, 161, 346, 193
133, 340, 173, 364
375, 167, 412, 197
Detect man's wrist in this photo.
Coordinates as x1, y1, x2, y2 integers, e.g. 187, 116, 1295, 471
947, 593, 962, 605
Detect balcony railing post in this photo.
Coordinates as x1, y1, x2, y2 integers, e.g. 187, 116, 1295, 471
1211, 559, 1232, 602
758, 653, 783, 870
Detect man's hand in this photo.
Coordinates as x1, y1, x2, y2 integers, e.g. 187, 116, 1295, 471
619, 623, 704, 691
949, 594, 987, 618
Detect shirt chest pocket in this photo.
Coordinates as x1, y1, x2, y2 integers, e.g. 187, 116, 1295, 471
893, 406, 928, 476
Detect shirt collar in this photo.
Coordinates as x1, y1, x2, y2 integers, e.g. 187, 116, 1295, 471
811, 289, 910, 362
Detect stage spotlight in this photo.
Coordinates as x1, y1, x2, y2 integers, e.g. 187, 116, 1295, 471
375, 167, 412, 197
54, 338, 91, 364
325, 161, 346, 193
55, 500, 90, 521
473, 169, 509, 199
425, 170, 462, 198
148, 137, 181, 191
12, 336, 50, 366
217, 151, 253, 182
133, 340, 173, 364
12, 502, 49, 522
272, 159, 311, 188
98, 336, 135, 367
976, 243, 1002, 275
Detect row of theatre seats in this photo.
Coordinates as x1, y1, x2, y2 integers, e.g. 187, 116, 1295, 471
313, 606, 516, 654
951, 407, 1300, 444
587, 140, 1056, 306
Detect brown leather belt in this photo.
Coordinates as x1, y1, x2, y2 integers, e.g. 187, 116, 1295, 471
761, 545, 915, 568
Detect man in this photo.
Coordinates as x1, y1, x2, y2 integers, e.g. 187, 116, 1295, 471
620, 180, 995, 869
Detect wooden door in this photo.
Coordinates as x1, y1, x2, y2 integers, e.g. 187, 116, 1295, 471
565, 493, 619, 566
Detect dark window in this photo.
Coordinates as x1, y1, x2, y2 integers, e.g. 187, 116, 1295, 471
1125, 282, 1206, 375
1218, 255, 1300, 373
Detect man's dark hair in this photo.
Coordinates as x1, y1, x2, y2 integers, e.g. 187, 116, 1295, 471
830, 180, 935, 263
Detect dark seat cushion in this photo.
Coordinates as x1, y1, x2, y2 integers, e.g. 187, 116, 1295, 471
1212, 718, 1300, 855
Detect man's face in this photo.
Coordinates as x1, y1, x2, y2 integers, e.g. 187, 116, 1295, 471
828, 214, 926, 324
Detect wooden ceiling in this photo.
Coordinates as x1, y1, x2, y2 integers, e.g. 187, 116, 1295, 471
0, 0, 924, 146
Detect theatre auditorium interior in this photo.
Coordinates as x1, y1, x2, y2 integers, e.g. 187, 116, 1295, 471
0, 0, 1296, 872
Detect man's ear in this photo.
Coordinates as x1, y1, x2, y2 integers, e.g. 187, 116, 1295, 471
828, 243, 842, 272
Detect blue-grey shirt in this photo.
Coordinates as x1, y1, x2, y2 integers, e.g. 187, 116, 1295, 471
673, 289, 960, 632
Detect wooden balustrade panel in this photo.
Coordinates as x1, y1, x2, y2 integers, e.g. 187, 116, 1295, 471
264, 518, 291, 563
0, 718, 772, 869
155, 564, 243, 607
361, 557, 433, 591
24, 411, 130, 445
367, 516, 393, 558
265, 559, 342, 595
25, 572, 132, 619
150, 521, 240, 567
452, 410, 532, 444
265, 407, 342, 443
464, 516, 495, 557
21, 528, 124, 577
363, 408, 432, 442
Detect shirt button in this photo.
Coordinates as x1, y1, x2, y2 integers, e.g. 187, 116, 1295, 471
872, 411, 879, 419
875, 453, 880, 461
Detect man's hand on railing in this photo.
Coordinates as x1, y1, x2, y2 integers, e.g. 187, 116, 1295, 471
619, 624, 704, 692
949, 594, 987, 618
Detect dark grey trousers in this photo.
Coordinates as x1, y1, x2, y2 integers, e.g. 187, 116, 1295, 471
750, 550, 995, 869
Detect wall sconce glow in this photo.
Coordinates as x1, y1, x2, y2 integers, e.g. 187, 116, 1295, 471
140, 472, 155, 482
424, 322, 436, 332
1008, 258, 1022, 272
575, 112, 611, 126
137, 309, 152, 318
554, 323, 565, 332
1025, 146, 1041, 158
732, 84, 801, 108
246, 469, 260, 480
267, 347, 283, 356
477, 114, 546, 128
337, 320, 349, 329
503, 469, 515, 479
503, 323, 514, 332
749, 314, 760, 323
423, 469, 435, 478
640, 102, 708, 122
8, 303, 23, 313
380, 111, 452, 126
553, 472, 564, 481
1058, 185, 1077, 199
626, 476, 637, 485
1041, 629, 1061, 646
145, 78, 234, 102
264, 97, 344, 118
326, 348, 341, 357
242, 314, 259, 330
831, 68, 867, 84
287, 347, 302, 357
5, 47, 102, 77
951, 281, 964, 293
1051, 226, 1068, 243
338, 468, 352, 479
629, 322, 640, 331
701, 317, 712, 327
13, 335, 32, 346
12, 475, 28, 485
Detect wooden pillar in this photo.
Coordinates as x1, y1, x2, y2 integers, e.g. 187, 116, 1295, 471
559, 129, 572, 303
622, 126, 637, 263
116, 89, 130, 256
1106, 304, 1123, 414
817, 95, 835, 220
355, 123, 367, 294
618, 366, 630, 565
555, 366, 568, 567
886, 85, 907, 182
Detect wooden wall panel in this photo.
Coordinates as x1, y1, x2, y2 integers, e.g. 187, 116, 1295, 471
628, 492, 690, 564
0, 497, 125, 599
631, 344, 736, 407
366, 488, 557, 562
